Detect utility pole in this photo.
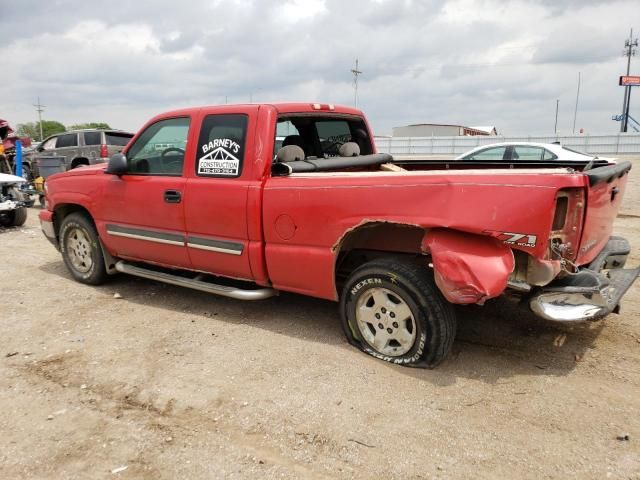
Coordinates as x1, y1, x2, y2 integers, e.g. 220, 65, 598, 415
554, 99, 559, 135
572, 72, 581, 134
33, 97, 46, 141
351, 58, 363, 107
621, 28, 638, 132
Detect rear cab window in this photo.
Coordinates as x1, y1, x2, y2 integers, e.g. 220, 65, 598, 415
274, 115, 372, 159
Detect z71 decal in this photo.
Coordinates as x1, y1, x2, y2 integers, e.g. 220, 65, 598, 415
484, 230, 538, 248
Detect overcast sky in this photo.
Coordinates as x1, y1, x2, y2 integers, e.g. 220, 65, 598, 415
3, 0, 639, 136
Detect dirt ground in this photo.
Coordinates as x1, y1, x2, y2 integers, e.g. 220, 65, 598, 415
1, 159, 640, 480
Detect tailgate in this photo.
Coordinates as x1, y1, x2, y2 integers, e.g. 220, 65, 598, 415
575, 161, 633, 266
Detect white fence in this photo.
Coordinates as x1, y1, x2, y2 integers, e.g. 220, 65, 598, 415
374, 133, 640, 156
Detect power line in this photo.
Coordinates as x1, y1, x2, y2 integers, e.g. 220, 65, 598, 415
33, 97, 46, 141
351, 58, 363, 108
621, 28, 638, 133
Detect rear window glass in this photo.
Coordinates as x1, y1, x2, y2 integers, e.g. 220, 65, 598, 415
56, 134, 78, 148
105, 132, 133, 147
83, 131, 101, 145
316, 120, 352, 157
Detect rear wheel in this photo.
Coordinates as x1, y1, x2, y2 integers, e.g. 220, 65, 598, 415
341, 258, 456, 367
59, 213, 107, 285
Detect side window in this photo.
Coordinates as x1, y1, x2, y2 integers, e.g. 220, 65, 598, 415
56, 133, 78, 148
84, 131, 102, 146
126, 117, 190, 175
466, 146, 506, 160
196, 114, 248, 178
41, 137, 57, 151
543, 149, 557, 160
512, 146, 544, 160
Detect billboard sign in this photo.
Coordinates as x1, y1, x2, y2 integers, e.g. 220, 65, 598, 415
619, 75, 640, 86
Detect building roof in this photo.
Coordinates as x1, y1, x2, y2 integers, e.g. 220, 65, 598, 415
470, 126, 498, 135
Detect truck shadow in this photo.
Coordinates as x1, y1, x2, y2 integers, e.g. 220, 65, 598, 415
39, 261, 607, 385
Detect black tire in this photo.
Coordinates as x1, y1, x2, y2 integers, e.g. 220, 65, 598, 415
0, 208, 27, 227
340, 258, 456, 368
59, 212, 107, 285
0, 189, 28, 227
11, 207, 28, 227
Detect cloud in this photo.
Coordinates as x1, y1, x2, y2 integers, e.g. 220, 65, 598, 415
2, 0, 638, 135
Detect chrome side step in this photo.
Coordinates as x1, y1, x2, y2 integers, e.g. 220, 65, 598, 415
114, 261, 278, 301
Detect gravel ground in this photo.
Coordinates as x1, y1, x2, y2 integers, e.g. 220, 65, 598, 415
1, 159, 639, 479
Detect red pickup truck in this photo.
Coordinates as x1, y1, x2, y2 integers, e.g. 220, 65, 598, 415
39, 103, 638, 367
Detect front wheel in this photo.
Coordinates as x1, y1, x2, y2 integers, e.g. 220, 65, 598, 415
340, 258, 456, 367
59, 213, 107, 285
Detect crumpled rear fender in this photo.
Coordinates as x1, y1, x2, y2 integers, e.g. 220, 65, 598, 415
422, 229, 515, 305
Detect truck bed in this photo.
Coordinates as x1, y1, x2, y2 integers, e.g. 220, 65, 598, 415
393, 158, 611, 171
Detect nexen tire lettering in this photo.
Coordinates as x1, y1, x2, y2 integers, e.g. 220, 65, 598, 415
350, 277, 383, 296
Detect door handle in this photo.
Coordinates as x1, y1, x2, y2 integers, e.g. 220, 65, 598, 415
164, 190, 182, 203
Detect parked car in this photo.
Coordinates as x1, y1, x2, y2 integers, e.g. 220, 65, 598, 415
32, 129, 134, 172
455, 142, 611, 162
0, 173, 28, 227
39, 103, 638, 368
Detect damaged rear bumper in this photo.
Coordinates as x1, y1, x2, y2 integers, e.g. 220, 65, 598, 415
529, 237, 639, 322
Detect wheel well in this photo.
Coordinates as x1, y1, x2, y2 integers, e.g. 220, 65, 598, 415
71, 157, 90, 169
52, 204, 94, 236
334, 222, 428, 291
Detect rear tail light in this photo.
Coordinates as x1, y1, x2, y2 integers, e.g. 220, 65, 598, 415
550, 188, 585, 262
100, 144, 109, 158
552, 196, 569, 230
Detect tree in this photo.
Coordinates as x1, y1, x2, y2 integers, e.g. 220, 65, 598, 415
67, 122, 111, 130
16, 121, 66, 141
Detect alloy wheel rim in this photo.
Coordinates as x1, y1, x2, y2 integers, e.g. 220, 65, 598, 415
66, 227, 93, 273
355, 287, 417, 356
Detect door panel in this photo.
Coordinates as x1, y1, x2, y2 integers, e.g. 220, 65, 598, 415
183, 112, 255, 280
99, 175, 190, 268
96, 116, 193, 269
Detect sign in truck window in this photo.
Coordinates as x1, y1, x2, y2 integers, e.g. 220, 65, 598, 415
196, 114, 248, 178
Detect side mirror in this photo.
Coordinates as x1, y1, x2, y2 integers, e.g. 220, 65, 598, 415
105, 153, 127, 175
